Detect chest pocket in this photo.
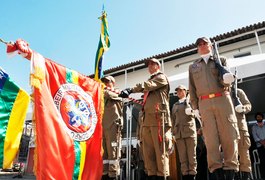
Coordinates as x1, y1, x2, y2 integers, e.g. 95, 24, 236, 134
209, 61, 219, 76
174, 107, 179, 113
191, 65, 202, 80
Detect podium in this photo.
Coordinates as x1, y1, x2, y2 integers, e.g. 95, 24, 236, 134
169, 142, 181, 180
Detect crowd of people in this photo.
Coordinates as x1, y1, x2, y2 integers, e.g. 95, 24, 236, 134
101, 37, 265, 180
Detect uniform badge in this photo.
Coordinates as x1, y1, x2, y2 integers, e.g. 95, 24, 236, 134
54, 83, 97, 141
192, 62, 201, 70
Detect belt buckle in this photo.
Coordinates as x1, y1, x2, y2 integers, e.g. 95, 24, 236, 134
209, 93, 215, 98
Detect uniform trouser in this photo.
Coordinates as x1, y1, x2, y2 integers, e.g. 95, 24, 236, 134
103, 124, 121, 177
238, 131, 251, 172
142, 126, 170, 177
175, 137, 197, 175
199, 94, 239, 173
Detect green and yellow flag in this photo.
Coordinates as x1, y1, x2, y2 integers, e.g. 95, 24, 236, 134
0, 67, 30, 169
94, 11, 110, 81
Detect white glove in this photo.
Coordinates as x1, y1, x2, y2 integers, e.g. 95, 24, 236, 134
223, 73, 235, 84
193, 109, 201, 119
137, 140, 141, 146
136, 83, 143, 88
165, 131, 174, 154
167, 139, 174, 155
235, 104, 245, 113
165, 130, 172, 141
185, 107, 193, 115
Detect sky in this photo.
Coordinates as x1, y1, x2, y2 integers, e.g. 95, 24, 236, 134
1, 0, 265, 95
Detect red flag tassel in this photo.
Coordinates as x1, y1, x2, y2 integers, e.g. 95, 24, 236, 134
155, 104, 162, 143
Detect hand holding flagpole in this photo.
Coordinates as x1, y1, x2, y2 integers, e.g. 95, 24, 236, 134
8, 39, 33, 60
104, 86, 143, 106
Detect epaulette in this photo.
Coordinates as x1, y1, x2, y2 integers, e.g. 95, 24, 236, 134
150, 72, 163, 79
194, 58, 202, 63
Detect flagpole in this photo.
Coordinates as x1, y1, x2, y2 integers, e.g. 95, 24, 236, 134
0, 38, 12, 45
102, 3, 105, 13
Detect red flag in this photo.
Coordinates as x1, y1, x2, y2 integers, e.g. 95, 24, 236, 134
31, 52, 104, 180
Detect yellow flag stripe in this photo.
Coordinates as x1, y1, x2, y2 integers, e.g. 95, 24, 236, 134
78, 141, 86, 180
3, 89, 30, 168
71, 70, 79, 84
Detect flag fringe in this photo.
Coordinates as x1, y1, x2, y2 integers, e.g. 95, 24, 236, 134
30, 53, 45, 89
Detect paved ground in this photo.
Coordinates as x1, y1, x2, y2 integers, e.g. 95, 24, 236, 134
0, 172, 36, 179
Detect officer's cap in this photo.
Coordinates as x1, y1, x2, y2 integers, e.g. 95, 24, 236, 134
195, 37, 211, 46
145, 58, 161, 67
175, 85, 187, 91
101, 75, 115, 83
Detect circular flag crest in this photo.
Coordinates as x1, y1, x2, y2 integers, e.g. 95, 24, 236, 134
54, 83, 98, 141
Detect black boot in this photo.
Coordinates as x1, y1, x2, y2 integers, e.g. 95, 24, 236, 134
147, 175, 156, 180
108, 176, 116, 180
101, 174, 108, 180
156, 176, 166, 180
213, 168, 225, 180
241, 171, 251, 180
224, 170, 235, 180
234, 172, 240, 180
182, 175, 189, 180
188, 175, 196, 180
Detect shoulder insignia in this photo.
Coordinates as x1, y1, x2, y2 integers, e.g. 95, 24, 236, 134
191, 62, 201, 69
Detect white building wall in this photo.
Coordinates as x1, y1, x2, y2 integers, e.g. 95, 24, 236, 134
111, 34, 265, 95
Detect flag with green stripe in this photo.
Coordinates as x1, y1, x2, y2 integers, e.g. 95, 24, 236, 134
94, 11, 110, 81
0, 67, 30, 169
31, 53, 104, 180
